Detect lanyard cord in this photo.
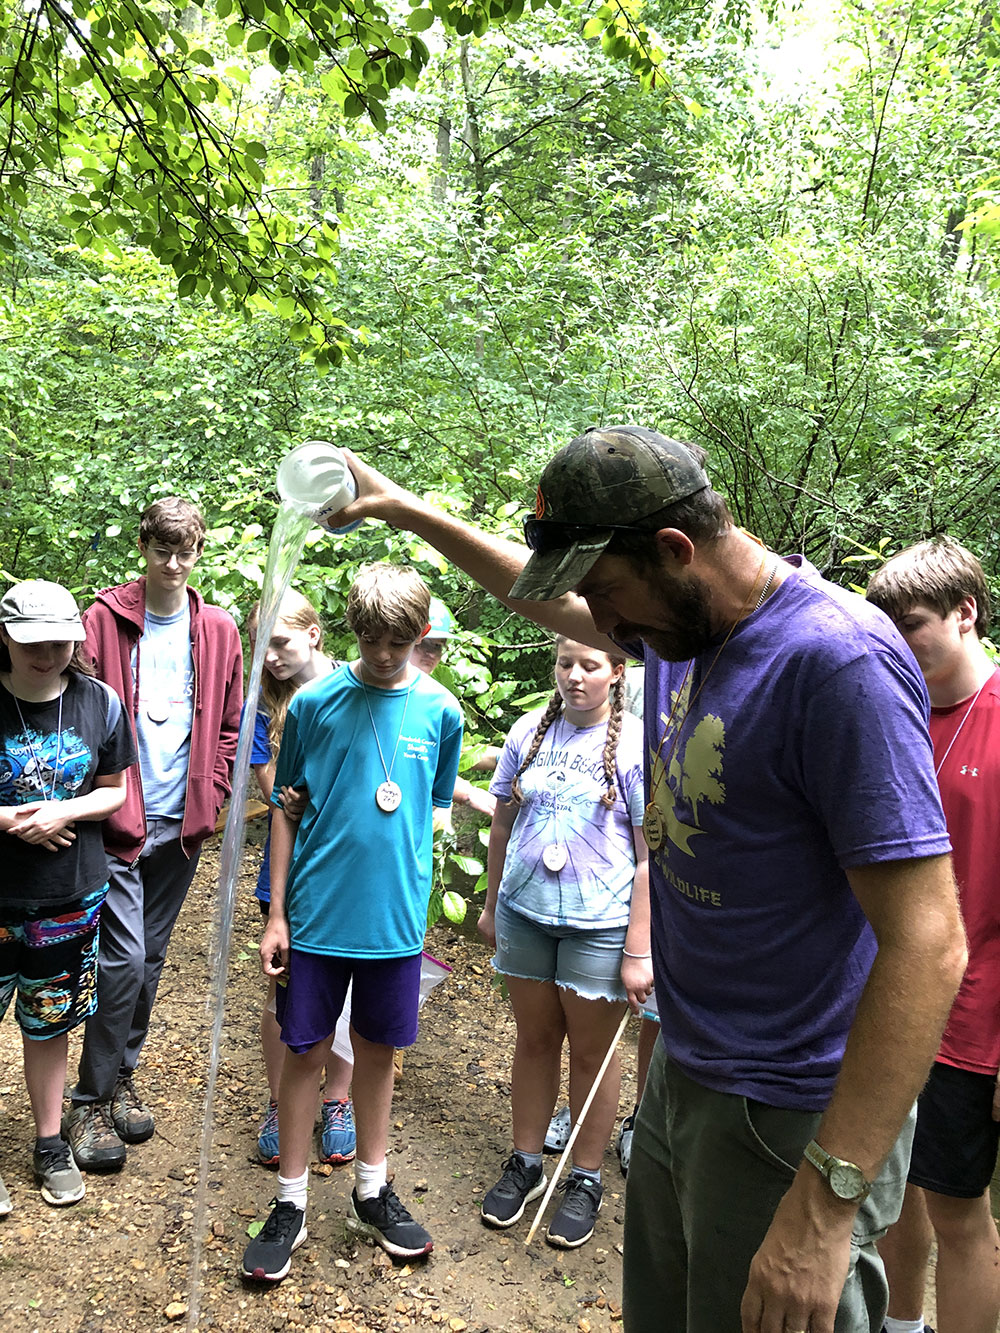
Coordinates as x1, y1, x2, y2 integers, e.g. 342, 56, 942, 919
362, 679, 412, 786
11, 686, 64, 802
934, 678, 989, 778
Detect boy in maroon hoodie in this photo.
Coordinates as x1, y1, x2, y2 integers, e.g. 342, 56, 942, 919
65, 498, 242, 1171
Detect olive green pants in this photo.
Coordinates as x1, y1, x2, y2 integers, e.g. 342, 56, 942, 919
622, 1045, 914, 1332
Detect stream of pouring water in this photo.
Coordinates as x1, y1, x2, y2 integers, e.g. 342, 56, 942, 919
186, 501, 315, 1330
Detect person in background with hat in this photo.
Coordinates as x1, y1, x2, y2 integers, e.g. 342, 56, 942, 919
0, 580, 136, 1213
410, 597, 498, 819
315, 426, 966, 1333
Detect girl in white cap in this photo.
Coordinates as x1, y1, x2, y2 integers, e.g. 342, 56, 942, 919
0, 580, 135, 1212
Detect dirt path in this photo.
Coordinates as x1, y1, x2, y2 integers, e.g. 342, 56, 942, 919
0, 830, 634, 1332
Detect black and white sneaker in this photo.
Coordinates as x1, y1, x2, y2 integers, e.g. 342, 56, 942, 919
544, 1105, 571, 1153
617, 1112, 636, 1176
481, 1153, 547, 1228
241, 1200, 307, 1282
348, 1185, 433, 1259
545, 1174, 602, 1249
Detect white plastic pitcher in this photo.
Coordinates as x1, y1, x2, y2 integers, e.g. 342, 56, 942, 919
276, 440, 362, 534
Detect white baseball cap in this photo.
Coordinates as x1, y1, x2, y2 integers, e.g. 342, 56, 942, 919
0, 580, 86, 643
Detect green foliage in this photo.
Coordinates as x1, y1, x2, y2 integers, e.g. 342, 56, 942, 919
5, 0, 1000, 683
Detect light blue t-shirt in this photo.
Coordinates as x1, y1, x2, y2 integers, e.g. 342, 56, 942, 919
273, 664, 464, 958
490, 709, 645, 928
132, 605, 193, 818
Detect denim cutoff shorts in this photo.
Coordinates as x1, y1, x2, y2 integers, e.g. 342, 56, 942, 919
492, 897, 627, 1003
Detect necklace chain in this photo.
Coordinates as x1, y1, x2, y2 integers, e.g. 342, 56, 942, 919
754, 558, 778, 611
645, 550, 772, 820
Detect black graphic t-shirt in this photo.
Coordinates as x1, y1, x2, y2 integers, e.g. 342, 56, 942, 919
0, 672, 137, 910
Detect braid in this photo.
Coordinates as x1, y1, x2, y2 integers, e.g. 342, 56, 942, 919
600, 674, 626, 808
510, 691, 564, 806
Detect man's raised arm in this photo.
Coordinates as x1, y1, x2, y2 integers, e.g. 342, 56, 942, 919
336, 449, 616, 652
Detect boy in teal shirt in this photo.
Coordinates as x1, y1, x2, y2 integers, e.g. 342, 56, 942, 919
242, 565, 463, 1281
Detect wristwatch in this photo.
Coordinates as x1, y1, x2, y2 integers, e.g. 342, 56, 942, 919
802, 1139, 872, 1204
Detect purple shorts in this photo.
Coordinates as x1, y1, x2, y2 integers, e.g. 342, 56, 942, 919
275, 949, 422, 1054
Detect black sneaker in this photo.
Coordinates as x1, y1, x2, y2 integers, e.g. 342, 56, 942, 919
241, 1200, 307, 1282
481, 1153, 547, 1229
348, 1185, 433, 1259
545, 1173, 602, 1248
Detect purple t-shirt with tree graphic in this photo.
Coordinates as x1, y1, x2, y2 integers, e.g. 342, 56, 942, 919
619, 557, 951, 1111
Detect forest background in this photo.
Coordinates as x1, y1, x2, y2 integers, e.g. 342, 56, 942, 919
3, 0, 1000, 756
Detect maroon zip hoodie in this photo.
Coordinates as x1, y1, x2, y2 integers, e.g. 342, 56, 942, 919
82, 578, 243, 864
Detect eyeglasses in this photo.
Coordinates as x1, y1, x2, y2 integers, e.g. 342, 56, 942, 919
146, 545, 200, 565
522, 516, 656, 554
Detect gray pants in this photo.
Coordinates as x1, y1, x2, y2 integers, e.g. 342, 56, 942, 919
72, 818, 200, 1105
622, 1043, 913, 1333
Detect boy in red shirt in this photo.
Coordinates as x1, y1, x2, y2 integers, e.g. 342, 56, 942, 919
868, 537, 1000, 1333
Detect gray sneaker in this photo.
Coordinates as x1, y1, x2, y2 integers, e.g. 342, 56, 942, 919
64, 1102, 126, 1171
111, 1074, 155, 1143
33, 1140, 86, 1206
0, 1173, 11, 1216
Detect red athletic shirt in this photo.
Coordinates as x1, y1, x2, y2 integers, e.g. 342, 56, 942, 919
933, 667, 1000, 1075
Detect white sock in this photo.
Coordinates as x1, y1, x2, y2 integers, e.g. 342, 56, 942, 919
883, 1317, 926, 1333
354, 1157, 388, 1201
277, 1169, 308, 1212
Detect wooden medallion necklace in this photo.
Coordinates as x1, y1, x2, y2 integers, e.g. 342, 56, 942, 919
642, 552, 776, 851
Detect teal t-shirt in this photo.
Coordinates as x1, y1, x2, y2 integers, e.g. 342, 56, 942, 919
273, 663, 463, 958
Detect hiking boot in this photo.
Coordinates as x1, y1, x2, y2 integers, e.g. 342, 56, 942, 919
319, 1098, 356, 1164
0, 1173, 11, 1216
481, 1153, 547, 1229
617, 1112, 635, 1176
33, 1139, 86, 1207
111, 1074, 155, 1143
241, 1199, 307, 1282
545, 1173, 602, 1249
257, 1100, 279, 1166
63, 1102, 126, 1171
348, 1184, 433, 1259
544, 1105, 571, 1153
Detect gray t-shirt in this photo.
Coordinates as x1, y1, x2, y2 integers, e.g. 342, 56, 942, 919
490, 709, 645, 929
132, 605, 193, 818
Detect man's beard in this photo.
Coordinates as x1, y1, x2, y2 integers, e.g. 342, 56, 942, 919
617, 572, 716, 663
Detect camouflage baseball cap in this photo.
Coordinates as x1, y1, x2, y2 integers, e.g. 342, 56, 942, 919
508, 425, 709, 601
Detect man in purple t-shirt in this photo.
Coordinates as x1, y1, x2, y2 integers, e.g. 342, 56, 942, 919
310, 425, 966, 1333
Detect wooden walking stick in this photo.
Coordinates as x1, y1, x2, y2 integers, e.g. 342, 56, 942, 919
524, 1006, 632, 1245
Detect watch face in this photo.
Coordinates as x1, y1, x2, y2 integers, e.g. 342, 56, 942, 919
829, 1161, 865, 1201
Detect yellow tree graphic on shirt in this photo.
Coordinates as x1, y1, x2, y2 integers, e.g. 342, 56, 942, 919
651, 711, 727, 857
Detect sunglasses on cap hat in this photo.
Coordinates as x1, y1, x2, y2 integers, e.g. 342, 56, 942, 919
522, 515, 663, 554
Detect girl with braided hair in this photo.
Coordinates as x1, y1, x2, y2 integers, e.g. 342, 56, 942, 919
478, 638, 651, 1250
